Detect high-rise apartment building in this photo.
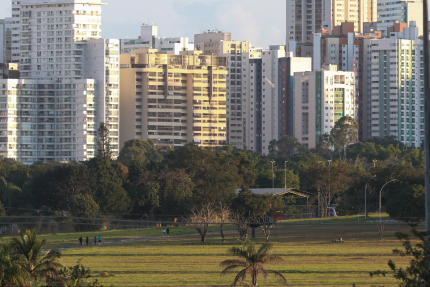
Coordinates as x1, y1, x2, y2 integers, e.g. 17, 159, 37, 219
119, 49, 228, 149
15, 0, 102, 79
369, 22, 424, 147
194, 32, 249, 148
279, 57, 313, 138
286, 0, 377, 50
0, 78, 98, 162
297, 21, 382, 141
194, 31, 250, 148
242, 46, 312, 155
0, 0, 120, 164
377, 0, 423, 36
259, 46, 286, 155
293, 65, 356, 149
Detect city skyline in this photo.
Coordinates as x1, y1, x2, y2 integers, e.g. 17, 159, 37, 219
0, 0, 287, 48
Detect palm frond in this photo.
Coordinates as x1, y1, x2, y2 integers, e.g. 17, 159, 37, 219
220, 259, 247, 268
268, 270, 287, 284
260, 268, 269, 281
232, 269, 247, 286
220, 264, 247, 276
264, 255, 285, 264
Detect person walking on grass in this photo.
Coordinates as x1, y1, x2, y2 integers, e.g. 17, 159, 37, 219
162, 228, 165, 236
94, 236, 97, 246
166, 228, 170, 237
98, 235, 101, 245
86, 236, 89, 246
79, 236, 83, 247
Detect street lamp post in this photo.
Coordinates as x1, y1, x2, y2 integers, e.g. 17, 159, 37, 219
284, 161, 288, 189
271, 160, 275, 188
372, 159, 377, 168
379, 179, 396, 223
317, 161, 321, 217
328, 160, 332, 207
365, 175, 376, 219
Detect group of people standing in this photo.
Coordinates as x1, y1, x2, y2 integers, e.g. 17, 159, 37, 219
79, 235, 102, 247
162, 228, 170, 236
77, 228, 173, 248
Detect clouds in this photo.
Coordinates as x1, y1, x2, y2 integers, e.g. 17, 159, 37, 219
215, 2, 262, 45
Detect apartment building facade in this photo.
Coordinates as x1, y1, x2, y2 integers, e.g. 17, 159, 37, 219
0, 79, 97, 163
294, 21, 386, 141
369, 23, 424, 147
119, 49, 228, 149
242, 47, 312, 155
194, 31, 250, 148
0, 0, 120, 164
293, 65, 356, 149
286, 0, 377, 49
377, 0, 423, 36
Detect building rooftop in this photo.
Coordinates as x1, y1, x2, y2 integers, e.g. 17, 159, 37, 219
236, 188, 312, 198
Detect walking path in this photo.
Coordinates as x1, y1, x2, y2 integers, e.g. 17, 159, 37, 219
55, 230, 234, 252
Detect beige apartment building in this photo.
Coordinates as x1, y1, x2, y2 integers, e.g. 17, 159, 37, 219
194, 31, 250, 148
120, 49, 228, 149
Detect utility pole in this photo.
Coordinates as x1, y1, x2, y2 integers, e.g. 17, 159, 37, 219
423, 0, 430, 256
365, 175, 376, 219
271, 160, 275, 188
328, 160, 332, 207
379, 179, 396, 223
284, 161, 288, 189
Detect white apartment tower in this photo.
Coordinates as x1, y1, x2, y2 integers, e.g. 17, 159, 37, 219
286, 0, 377, 49
0, 0, 120, 164
293, 65, 355, 149
370, 22, 424, 147
260, 46, 286, 155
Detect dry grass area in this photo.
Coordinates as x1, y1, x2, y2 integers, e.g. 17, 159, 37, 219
55, 215, 417, 286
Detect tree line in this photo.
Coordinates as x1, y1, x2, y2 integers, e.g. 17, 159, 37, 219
0, 118, 425, 222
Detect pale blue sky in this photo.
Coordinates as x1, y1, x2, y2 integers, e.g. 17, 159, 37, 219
0, 0, 286, 48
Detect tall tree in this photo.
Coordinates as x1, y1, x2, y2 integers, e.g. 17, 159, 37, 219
268, 135, 305, 157
67, 193, 100, 231
31, 163, 95, 210
164, 146, 242, 204
117, 139, 168, 167
86, 157, 131, 214
330, 116, 358, 161
386, 184, 425, 225
96, 122, 112, 159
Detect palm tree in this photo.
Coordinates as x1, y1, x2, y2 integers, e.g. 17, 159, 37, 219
220, 239, 287, 286
0, 240, 27, 287
11, 229, 63, 284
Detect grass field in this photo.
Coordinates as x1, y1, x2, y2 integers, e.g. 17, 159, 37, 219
5, 213, 420, 286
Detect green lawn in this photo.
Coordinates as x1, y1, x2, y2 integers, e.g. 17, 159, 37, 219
32, 213, 417, 286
